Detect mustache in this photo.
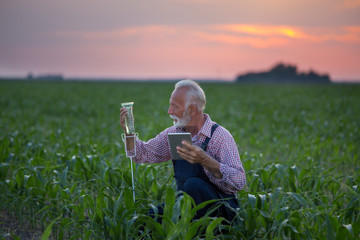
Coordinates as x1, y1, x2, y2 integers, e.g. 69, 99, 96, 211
170, 115, 179, 120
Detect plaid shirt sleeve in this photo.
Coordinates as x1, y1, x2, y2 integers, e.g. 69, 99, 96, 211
204, 126, 246, 194
129, 128, 173, 164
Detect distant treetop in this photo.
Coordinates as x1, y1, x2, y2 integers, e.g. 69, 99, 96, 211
235, 63, 331, 83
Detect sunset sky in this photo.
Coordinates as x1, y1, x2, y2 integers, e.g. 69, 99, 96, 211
1, 0, 360, 82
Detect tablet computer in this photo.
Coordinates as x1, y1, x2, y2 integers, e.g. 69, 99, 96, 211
167, 132, 192, 160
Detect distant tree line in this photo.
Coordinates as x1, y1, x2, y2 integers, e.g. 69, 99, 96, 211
27, 72, 64, 80
235, 63, 331, 83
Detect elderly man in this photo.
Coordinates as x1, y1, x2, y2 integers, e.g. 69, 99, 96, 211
120, 79, 246, 221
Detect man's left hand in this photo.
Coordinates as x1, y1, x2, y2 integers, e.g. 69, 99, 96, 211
176, 141, 223, 179
176, 141, 207, 165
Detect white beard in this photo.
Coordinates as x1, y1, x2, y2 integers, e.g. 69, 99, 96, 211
170, 110, 191, 128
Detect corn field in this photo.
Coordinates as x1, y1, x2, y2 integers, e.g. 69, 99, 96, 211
0, 80, 359, 239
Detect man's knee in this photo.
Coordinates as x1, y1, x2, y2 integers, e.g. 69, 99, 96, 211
183, 178, 218, 206
183, 178, 206, 195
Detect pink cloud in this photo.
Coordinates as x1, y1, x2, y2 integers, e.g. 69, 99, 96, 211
54, 24, 360, 48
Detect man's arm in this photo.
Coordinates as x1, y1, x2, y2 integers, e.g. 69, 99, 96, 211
177, 141, 223, 179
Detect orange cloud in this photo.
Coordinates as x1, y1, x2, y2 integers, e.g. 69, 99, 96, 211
214, 24, 360, 45
216, 24, 304, 39
341, 0, 360, 8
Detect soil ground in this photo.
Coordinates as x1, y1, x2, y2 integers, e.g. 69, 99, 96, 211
0, 209, 43, 240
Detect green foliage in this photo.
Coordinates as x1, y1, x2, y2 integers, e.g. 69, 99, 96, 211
0, 80, 359, 239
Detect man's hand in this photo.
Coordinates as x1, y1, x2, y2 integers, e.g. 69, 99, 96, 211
176, 141, 206, 164
120, 107, 135, 152
177, 141, 223, 179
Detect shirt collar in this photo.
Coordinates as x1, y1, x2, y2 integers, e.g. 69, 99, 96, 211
197, 113, 214, 138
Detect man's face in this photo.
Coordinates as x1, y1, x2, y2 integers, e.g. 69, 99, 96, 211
168, 89, 191, 128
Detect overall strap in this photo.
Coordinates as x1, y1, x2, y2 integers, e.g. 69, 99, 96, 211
201, 124, 219, 151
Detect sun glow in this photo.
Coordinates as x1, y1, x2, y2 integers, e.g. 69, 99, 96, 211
217, 24, 303, 39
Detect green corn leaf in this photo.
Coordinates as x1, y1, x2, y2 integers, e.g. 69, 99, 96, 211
258, 194, 267, 210
352, 222, 360, 237
124, 188, 134, 210
164, 187, 175, 225
151, 179, 159, 196
59, 166, 68, 188
184, 218, 210, 240
166, 220, 187, 240
41, 217, 60, 240
205, 217, 224, 239
288, 192, 308, 207
180, 194, 193, 223
336, 224, 353, 240
326, 215, 337, 240
248, 194, 257, 209
289, 165, 297, 192
114, 191, 123, 216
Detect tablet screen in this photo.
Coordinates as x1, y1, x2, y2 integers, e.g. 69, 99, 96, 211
167, 133, 192, 160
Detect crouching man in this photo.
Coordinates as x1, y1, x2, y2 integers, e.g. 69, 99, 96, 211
120, 79, 246, 222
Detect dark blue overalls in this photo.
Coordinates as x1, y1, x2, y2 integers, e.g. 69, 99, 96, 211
169, 124, 239, 221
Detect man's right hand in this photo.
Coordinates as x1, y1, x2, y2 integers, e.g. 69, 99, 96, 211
120, 106, 136, 152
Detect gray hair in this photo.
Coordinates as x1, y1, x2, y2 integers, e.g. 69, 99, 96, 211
174, 79, 206, 112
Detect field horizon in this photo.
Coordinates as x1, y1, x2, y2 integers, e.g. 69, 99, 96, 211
1, 76, 360, 84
